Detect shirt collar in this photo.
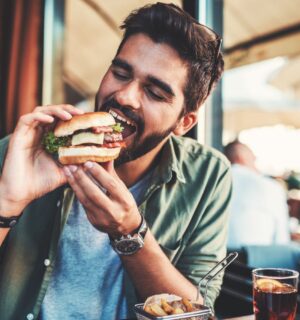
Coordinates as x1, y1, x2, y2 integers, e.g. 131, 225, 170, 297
154, 136, 186, 184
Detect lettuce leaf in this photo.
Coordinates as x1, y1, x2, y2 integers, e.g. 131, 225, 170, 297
42, 132, 70, 155
111, 123, 124, 133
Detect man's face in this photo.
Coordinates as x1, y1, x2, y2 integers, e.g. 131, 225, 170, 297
96, 33, 188, 164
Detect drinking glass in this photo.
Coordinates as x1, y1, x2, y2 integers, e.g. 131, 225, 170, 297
252, 268, 299, 320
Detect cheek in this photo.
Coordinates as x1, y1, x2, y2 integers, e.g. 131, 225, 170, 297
142, 104, 179, 132
142, 106, 160, 126
97, 73, 116, 102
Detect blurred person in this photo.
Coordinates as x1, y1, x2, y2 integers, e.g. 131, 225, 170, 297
224, 141, 290, 249
0, 3, 231, 320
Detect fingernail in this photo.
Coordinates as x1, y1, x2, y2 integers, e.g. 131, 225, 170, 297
64, 113, 72, 119
69, 165, 78, 173
63, 167, 72, 176
84, 161, 93, 169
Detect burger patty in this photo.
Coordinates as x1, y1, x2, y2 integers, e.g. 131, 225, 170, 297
104, 132, 123, 142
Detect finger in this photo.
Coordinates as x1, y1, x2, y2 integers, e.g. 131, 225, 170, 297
64, 167, 123, 233
34, 105, 84, 121
101, 161, 120, 180
15, 112, 55, 136
63, 166, 105, 213
105, 160, 118, 176
20, 112, 55, 126
83, 162, 126, 200
67, 176, 99, 216
100, 161, 110, 171
64, 165, 112, 209
36, 104, 84, 115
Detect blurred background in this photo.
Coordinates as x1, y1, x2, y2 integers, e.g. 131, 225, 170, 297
1, 0, 300, 178
1, 0, 300, 317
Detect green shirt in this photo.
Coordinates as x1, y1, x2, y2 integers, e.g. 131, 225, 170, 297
0, 135, 231, 320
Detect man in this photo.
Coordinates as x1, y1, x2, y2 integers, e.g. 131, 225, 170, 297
224, 141, 290, 249
0, 3, 231, 319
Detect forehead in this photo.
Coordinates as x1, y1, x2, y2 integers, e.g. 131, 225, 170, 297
116, 34, 188, 94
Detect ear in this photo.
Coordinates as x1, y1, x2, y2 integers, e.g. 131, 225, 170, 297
173, 111, 198, 136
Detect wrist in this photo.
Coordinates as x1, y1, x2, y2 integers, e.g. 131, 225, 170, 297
0, 195, 24, 228
0, 182, 26, 217
112, 214, 142, 239
127, 214, 143, 236
110, 215, 148, 256
0, 199, 24, 218
0, 214, 22, 228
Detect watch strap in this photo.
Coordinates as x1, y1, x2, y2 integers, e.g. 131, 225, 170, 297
135, 215, 148, 239
110, 214, 148, 241
0, 214, 21, 228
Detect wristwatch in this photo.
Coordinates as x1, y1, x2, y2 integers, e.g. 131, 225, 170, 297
0, 214, 21, 228
110, 215, 148, 255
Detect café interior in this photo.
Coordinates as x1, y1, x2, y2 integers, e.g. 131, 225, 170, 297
1, 0, 300, 319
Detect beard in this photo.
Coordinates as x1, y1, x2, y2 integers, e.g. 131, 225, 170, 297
115, 126, 176, 165
98, 97, 178, 166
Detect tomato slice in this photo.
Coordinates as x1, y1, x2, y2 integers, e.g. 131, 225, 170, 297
102, 141, 126, 148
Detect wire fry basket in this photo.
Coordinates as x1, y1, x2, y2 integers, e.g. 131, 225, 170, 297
134, 302, 211, 320
134, 252, 238, 320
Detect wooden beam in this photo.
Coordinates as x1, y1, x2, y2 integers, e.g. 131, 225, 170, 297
224, 24, 300, 69
224, 108, 300, 133
82, 0, 122, 37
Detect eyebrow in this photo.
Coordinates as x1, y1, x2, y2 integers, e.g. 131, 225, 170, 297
112, 58, 132, 73
147, 76, 175, 97
112, 57, 175, 97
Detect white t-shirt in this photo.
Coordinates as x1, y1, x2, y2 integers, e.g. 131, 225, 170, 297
227, 164, 290, 249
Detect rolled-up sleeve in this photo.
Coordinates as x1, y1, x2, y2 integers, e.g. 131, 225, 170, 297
176, 167, 232, 310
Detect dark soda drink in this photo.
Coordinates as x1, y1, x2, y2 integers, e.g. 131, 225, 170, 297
253, 282, 297, 320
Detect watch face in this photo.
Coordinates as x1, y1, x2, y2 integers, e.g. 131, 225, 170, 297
115, 237, 143, 255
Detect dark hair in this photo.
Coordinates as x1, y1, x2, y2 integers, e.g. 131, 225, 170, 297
223, 140, 241, 163
223, 140, 252, 164
117, 2, 224, 113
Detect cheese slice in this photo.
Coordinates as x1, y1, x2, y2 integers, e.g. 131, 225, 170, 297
71, 132, 104, 146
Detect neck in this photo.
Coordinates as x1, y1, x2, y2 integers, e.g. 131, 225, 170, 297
116, 139, 167, 187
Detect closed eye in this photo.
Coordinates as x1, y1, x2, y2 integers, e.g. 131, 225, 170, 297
145, 86, 165, 101
112, 70, 130, 81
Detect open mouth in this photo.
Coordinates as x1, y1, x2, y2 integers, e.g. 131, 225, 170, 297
109, 109, 137, 139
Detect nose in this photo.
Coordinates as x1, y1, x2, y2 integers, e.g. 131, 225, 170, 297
114, 80, 141, 110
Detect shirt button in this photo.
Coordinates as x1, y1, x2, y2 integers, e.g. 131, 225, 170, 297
56, 200, 61, 207
44, 259, 51, 267
26, 313, 34, 320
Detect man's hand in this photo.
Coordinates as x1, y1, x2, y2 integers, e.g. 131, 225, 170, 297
0, 105, 84, 217
62, 161, 202, 303
62, 161, 142, 237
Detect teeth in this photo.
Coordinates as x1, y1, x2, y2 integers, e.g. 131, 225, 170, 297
109, 110, 118, 117
109, 109, 135, 127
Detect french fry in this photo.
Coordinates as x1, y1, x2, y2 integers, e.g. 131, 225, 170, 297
143, 293, 201, 318
161, 298, 174, 314
171, 300, 186, 312
144, 305, 156, 316
182, 297, 196, 312
172, 307, 185, 314
150, 303, 168, 316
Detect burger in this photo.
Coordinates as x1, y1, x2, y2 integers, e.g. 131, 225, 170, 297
43, 112, 125, 164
